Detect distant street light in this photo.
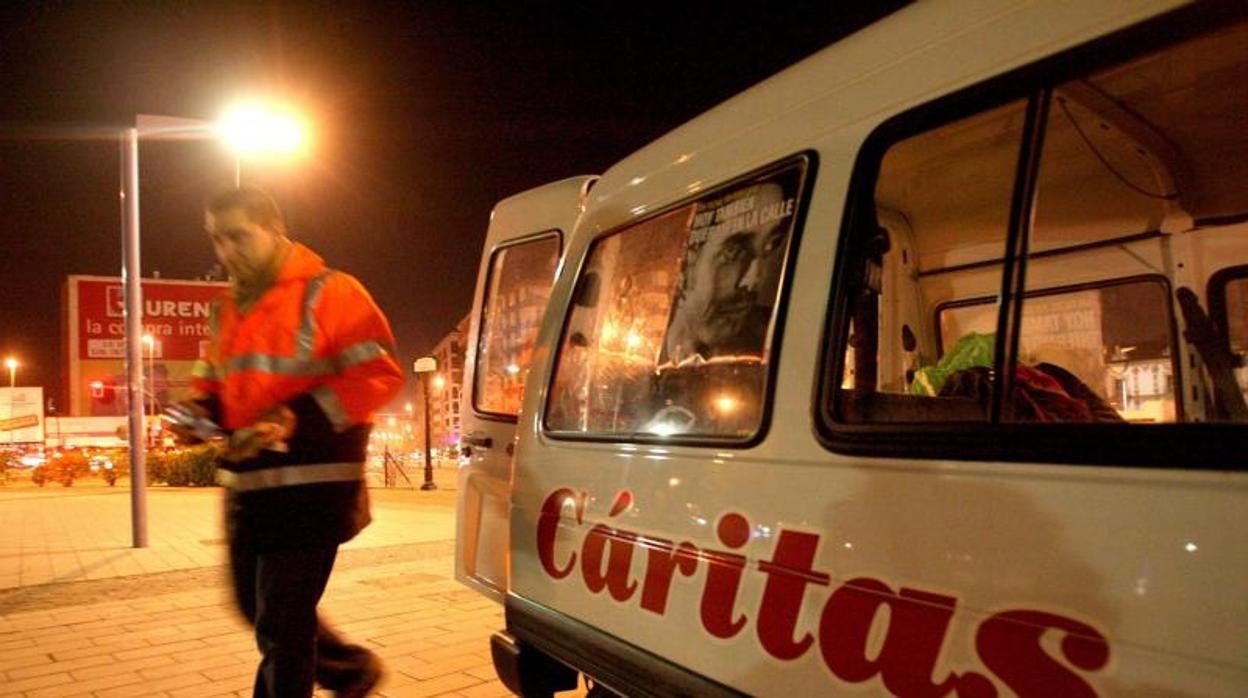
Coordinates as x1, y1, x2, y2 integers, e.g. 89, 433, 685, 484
412, 357, 439, 491
121, 101, 311, 548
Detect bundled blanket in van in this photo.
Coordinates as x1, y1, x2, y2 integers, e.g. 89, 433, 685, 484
912, 332, 1124, 422
937, 363, 1125, 423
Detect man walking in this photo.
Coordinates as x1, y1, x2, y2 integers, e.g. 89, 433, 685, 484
182, 187, 403, 696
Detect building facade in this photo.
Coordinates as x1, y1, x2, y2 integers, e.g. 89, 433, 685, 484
426, 313, 470, 453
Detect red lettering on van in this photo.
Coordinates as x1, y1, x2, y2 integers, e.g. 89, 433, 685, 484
581, 491, 640, 602
757, 530, 829, 660
639, 537, 700, 615
700, 513, 750, 639
976, 610, 1109, 698
819, 578, 994, 697
536, 487, 583, 579
533, 488, 1110, 695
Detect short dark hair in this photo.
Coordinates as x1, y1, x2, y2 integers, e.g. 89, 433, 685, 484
206, 186, 287, 235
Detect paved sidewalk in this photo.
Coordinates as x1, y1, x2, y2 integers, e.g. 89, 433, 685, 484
0, 545, 512, 697
0, 477, 458, 590
0, 471, 583, 697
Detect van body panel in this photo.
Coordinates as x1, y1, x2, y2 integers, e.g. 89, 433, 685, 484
510, 452, 1246, 695
456, 175, 596, 602
459, 0, 1248, 694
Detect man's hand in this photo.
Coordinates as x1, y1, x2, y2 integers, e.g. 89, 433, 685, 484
164, 401, 213, 445
223, 405, 296, 462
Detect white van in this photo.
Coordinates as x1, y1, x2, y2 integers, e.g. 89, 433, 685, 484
457, 2, 1248, 696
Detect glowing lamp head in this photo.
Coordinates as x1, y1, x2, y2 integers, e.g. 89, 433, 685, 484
219, 104, 306, 157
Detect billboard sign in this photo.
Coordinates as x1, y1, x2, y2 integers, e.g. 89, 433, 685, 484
64, 276, 228, 416
0, 387, 45, 444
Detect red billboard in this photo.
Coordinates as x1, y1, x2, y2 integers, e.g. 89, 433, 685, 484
64, 276, 228, 416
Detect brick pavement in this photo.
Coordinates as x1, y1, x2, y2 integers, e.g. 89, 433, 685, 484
0, 475, 585, 697
0, 543, 515, 697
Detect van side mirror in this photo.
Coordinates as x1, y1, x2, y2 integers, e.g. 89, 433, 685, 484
574, 271, 601, 308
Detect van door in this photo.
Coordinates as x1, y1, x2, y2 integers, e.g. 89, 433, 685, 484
456, 175, 596, 601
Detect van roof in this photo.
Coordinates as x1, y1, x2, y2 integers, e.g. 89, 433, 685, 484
584, 0, 1186, 229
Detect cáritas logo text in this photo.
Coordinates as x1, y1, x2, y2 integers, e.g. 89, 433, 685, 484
536, 488, 1110, 697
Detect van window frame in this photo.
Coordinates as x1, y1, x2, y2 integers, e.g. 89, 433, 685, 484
1208, 264, 1248, 354
815, 2, 1248, 470
541, 152, 817, 448
470, 229, 563, 423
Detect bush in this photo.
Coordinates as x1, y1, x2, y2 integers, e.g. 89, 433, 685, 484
147, 445, 221, 486
49, 451, 91, 486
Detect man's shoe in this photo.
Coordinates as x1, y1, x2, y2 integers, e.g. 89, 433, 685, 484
334, 655, 385, 698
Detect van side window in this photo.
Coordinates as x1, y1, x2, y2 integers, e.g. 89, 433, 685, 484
839, 100, 1027, 423
546, 160, 807, 441
473, 233, 560, 417
825, 16, 1248, 458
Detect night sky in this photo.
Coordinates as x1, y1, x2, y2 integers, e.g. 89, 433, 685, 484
0, 1, 906, 407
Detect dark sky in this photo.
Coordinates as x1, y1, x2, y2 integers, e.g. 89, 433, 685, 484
0, 1, 905, 407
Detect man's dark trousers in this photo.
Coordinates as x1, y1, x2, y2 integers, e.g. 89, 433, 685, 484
229, 541, 374, 697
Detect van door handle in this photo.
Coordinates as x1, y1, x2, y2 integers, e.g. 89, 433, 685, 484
464, 435, 493, 448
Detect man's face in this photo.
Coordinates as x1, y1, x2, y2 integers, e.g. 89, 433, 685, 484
688, 222, 787, 350
204, 207, 282, 285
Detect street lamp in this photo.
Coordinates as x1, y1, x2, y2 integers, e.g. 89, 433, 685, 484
218, 103, 307, 185
412, 356, 439, 491
120, 101, 309, 548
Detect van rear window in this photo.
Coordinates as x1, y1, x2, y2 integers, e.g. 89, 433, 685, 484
473, 232, 561, 418
545, 158, 809, 442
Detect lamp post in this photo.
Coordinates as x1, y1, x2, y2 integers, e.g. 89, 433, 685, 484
4, 358, 15, 447
412, 356, 439, 491
121, 104, 307, 548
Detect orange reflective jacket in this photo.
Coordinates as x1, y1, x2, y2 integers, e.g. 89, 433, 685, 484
191, 243, 403, 549
192, 243, 402, 432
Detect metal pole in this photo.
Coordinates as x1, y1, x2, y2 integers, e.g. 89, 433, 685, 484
421, 375, 436, 491
122, 127, 148, 548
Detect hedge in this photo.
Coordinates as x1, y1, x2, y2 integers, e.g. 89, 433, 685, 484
145, 444, 221, 487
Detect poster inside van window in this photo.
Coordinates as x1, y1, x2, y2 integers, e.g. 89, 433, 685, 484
660, 164, 803, 367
